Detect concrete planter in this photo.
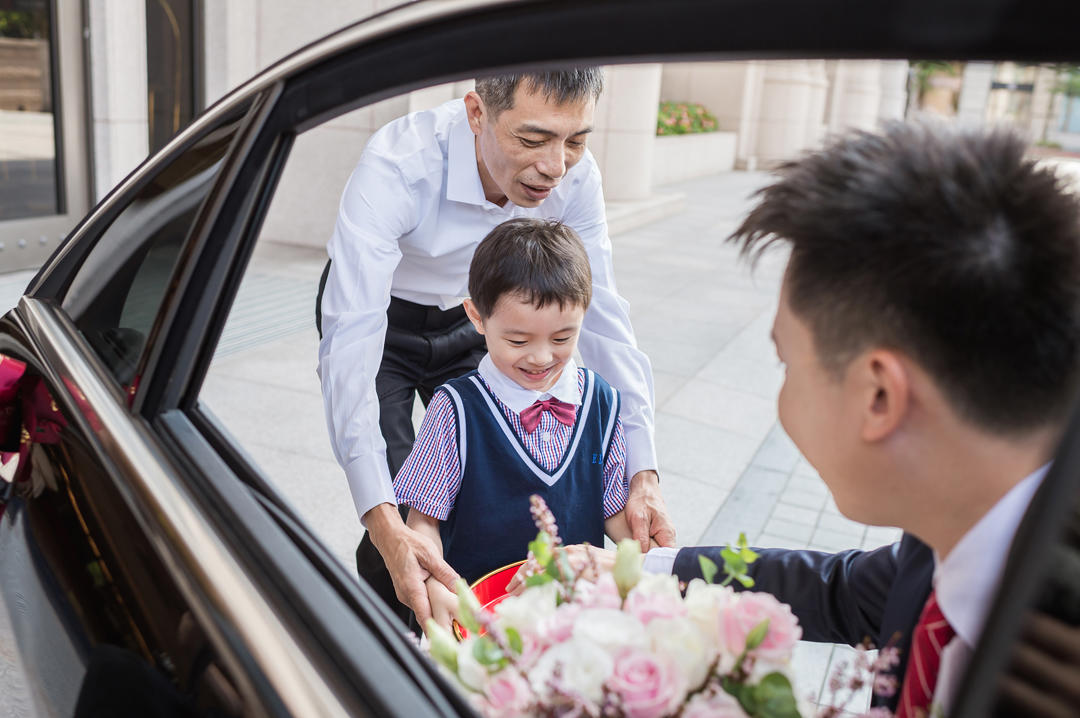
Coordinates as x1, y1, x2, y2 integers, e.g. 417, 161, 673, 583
651, 130, 737, 186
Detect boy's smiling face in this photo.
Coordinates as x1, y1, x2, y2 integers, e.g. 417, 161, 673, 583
464, 293, 585, 393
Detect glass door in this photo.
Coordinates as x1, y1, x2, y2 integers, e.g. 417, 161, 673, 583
0, 1, 88, 272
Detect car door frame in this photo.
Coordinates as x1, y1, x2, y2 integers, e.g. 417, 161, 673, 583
16, 0, 1080, 715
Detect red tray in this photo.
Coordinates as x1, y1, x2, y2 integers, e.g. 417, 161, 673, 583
453, 560, 524, 640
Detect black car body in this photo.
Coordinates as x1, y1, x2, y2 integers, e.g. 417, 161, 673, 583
1, 0, 1079, 715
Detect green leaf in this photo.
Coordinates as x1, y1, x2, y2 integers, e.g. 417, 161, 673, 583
472, 636, 506, 669
737, 574, 756, 588
525, 572, 554, 588
505, 627, 524, 655
745, 618, 770, 650
753, 672, 802, 718
722, 676, 759, 715
528, 531, 553, 568
699, 555, 718, 584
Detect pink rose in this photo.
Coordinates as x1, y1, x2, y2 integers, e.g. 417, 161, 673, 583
537, 603, 582, 644
624, 585, 688, 625
573, 573, 622, 610
681, 689, 749, 718
722, 592, 802, 661
607, 647, 685, 718
482, 668, 533, 717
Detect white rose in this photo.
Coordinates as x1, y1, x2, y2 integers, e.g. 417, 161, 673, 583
493, 580, 559, 635
528, 637, 614, 704
684, 579, 738, 659
572, 608, 649, 655
456, 638, 490, 692
646, 617, 713, 690
629, 571, 683, 600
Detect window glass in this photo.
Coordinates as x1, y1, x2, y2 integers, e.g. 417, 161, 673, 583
0, 0, 60, 220
63, 107, 250, 388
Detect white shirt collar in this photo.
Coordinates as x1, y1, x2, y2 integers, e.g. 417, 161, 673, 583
934, 463, 1049, 647
446, 104, 489, 207
476, 354, 581, 415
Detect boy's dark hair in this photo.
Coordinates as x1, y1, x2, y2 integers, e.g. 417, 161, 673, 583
469, 218, 592, 317
730, 121, 1080, 434
474, 69, 604, 115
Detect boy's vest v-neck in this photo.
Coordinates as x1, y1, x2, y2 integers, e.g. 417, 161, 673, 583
438, 368, 619, 583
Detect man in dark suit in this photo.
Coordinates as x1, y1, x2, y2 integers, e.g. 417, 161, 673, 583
620, 122, 1080, 717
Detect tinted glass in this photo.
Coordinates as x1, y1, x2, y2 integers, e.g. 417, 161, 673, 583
63, 108, 249, 389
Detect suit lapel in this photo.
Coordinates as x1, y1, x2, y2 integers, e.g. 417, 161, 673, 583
871, 533, 935, 710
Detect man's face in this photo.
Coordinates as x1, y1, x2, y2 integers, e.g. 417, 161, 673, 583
772, 276, 877, 523
465, 293, 585, 393
466, 85, 595, 208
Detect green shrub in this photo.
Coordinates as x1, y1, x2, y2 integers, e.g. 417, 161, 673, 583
656, 101, 719, 136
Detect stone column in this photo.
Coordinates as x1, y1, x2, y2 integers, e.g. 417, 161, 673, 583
88, 0, 149, 200
878, 60, 909, 122
591, 64, 662, 201
755, 61, 823, 166
1030, 65, 1060, 142
956, 62, 994, 127
826, 60, 883, 134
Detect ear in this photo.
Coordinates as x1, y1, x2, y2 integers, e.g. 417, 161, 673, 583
463, 298, 486, 335
860, 349, 910, 442
463, 91, 484, 136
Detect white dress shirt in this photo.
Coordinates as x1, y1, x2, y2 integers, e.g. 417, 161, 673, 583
931, 463, 1048, 716
318, 98, 656, 523
476, 354, 581, 413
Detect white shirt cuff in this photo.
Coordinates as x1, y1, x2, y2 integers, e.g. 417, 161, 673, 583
344, 453, 397, 526
642, 546, 679, 575
623, 423, 658, 479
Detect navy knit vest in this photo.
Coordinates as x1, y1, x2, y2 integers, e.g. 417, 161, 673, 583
438, 368, 619, 583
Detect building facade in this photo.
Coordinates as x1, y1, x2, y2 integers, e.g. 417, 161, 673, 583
0, 0, 1073, 272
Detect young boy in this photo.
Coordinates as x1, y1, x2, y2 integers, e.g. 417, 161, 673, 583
393, 217, 637, 630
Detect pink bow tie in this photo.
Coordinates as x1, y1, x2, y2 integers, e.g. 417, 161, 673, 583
519, 398, 576, 433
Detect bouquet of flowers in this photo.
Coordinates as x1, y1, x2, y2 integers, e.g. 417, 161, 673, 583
425, 496, 809, 718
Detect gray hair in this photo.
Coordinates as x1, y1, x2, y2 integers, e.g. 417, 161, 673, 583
474, 69, 604, 115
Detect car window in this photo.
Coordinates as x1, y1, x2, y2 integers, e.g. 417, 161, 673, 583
61, 105, 252, 390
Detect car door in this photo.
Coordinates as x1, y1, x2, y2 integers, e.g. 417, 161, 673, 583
0, 73, 468, 717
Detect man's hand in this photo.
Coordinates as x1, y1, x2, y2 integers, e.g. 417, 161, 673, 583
364, 503, 459, 627
625, 470, 676, 552
505, 543, 616, 595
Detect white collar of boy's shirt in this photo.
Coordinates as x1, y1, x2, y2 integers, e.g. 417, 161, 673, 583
934, 462, 1049, 648
446, 103, 491, 208
477, 353, 581, 415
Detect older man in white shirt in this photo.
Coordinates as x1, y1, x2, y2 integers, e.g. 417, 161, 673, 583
318, 70, 674, 627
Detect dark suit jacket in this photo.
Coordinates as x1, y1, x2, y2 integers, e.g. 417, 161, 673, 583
673, 533, 934, 711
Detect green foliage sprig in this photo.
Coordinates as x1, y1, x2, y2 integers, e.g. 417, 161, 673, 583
657, 101, 719, 136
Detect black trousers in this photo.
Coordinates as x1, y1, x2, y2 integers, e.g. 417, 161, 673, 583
354, 295, 486, 626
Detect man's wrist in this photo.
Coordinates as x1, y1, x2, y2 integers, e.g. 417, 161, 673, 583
363, 502, 405, 548
630, 469, 660, 489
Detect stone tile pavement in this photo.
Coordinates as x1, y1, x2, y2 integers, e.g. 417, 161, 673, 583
0, 168, 902, 714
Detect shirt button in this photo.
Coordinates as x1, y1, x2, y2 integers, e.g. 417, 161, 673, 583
540, 431, 552, 443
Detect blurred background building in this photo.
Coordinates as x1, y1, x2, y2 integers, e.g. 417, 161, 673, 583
1, 0, 1079, 273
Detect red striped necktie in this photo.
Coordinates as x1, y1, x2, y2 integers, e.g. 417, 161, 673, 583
519, 398, 576, 433
896, 590, 956, 718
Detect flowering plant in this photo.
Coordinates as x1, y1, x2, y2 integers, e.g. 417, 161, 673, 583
425, 496, 808, 718
656, 101, 719, 136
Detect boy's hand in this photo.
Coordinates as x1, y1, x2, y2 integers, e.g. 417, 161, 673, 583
423, 576, 461, 635
626, 470, 676, 552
